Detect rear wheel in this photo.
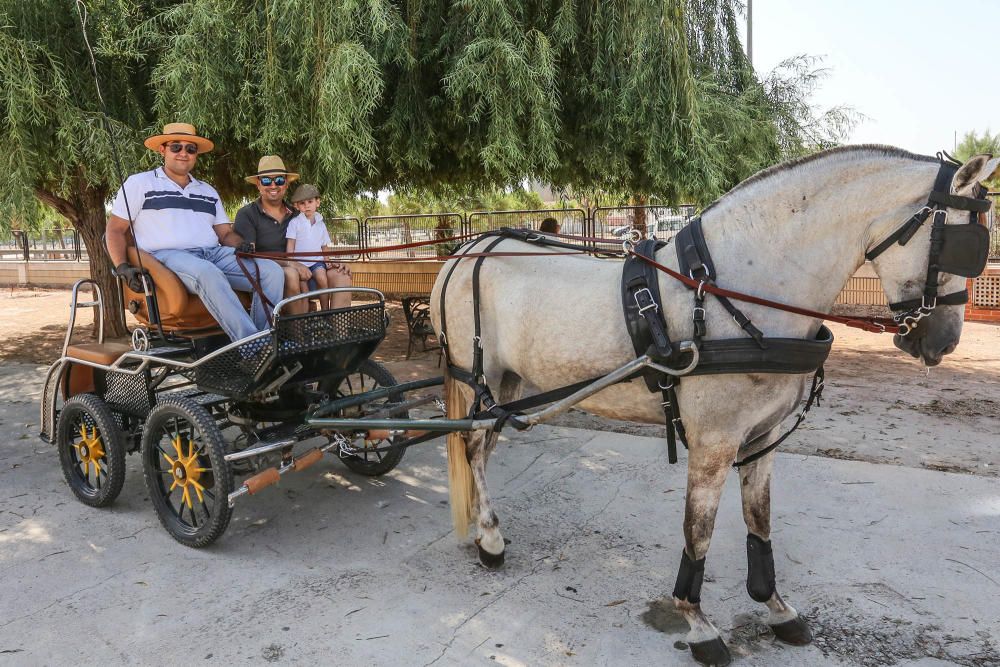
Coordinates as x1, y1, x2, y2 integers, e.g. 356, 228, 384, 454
323, 360, 408, 476
56, 393, 126, 507
141, 396, 233, 547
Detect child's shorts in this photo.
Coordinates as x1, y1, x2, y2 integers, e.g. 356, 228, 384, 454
305, 262, 325, 291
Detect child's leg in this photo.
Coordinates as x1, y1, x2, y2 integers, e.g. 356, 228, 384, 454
312, 266, 329, 309
327, 267, 352, 309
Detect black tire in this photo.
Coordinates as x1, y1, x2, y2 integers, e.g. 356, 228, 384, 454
141, 396, 233, 548
323, 359, 408, 476
56, 393, 127, 508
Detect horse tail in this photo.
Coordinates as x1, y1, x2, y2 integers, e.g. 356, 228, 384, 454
445, 368, 476, 538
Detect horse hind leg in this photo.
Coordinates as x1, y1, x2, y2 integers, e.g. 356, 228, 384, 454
739, 450, 813, 646
469, 371, 523, 568
444, 370, 522, 568
673, 439, 739, 666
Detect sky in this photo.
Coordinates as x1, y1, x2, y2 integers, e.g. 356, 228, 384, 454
745, 0, 1000, 156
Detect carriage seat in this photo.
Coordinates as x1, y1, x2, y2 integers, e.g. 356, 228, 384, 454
65, 342, 133, 365
122, 246, 252, 333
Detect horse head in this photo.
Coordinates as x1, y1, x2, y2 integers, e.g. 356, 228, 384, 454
868, 154, 997, 366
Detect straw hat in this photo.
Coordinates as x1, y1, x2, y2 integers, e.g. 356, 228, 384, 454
244, 155, 300, 184
144, 122, 214, 153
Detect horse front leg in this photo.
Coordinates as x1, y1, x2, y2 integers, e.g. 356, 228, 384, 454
739, 451, 813, 645
673, 440, 739, 666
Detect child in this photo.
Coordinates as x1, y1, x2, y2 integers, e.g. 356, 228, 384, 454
286, 184, 353, 309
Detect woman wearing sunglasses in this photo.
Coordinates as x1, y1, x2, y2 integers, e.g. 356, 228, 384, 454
233, 156, 314, 315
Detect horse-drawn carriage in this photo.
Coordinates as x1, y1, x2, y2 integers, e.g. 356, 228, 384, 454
38, 246, 424, 547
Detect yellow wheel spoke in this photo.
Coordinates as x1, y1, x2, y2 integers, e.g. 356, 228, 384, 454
171, 435, 184, 460
181, 485, 192, 510
170, 478, 179, 492
191, 480, 205, 503
162, 453, 176, 466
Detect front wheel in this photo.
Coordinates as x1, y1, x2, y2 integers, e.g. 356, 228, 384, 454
56, 393, 126, 507
322, 360, 408, 476
141, 396, 233, 548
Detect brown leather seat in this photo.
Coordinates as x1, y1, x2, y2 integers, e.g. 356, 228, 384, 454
65, 342, 133, 365
122, 247, 252, 333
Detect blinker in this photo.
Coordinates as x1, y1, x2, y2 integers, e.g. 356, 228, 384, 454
935, 222, 989, 277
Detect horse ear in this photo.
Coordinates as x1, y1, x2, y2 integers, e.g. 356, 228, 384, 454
952, 154, 1000, 194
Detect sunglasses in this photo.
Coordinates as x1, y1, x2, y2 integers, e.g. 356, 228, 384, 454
259, 176, 287, 187
165, 142, 199, 155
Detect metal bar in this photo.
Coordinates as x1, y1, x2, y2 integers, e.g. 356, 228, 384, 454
228, 434, 347, 506
308, 416, 476, 433
224, 438, 297, 462
308, 376, 444, 417
308, 356, 663, 434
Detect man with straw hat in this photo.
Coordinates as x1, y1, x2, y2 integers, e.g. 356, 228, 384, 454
106, 122, 285, 342
234, 155, 312, 315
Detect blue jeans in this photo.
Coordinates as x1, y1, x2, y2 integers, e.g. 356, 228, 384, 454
151, 246, 284, 342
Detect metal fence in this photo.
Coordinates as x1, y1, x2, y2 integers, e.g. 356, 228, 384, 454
362, 213, 463, 259
0, 229, 85, 261
8, 197, 999, 263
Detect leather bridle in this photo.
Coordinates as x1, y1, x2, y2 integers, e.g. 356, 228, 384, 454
864, 157, 992, 336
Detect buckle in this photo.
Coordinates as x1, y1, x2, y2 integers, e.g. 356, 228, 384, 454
692, 306, 706, 321
634, 288, 658, 314
921, 295, 937, 310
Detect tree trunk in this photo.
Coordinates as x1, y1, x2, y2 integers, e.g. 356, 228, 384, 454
631, 195, 648, 237
36, 177, 128, 339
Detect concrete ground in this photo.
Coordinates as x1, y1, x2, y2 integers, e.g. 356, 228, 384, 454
1, 364, 998, 665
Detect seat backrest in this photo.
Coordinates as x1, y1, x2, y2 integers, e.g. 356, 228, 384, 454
121, 246, 224, 332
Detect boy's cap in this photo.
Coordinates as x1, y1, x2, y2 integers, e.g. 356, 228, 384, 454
291, 183, 321, 203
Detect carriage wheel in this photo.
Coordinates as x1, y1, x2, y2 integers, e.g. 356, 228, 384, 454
56, 393, 126, 507
141, 396, 233, 548
323, 360, 408, 476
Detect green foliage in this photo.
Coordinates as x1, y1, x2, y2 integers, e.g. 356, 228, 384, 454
1, 0, 857, 235
955, 129, 1000, 189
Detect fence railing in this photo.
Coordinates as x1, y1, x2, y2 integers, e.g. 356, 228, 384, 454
11, 199, 996, 263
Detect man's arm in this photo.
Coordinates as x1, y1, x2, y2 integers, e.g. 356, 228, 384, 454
106, 214, 132, 267
215, 223, 243, 247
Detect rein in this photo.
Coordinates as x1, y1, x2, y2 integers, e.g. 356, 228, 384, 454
626, 251, 903, 335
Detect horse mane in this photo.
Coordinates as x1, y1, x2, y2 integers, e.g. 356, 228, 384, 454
703, 144, 939, 215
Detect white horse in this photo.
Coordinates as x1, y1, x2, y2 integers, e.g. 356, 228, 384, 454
430, 146, 997, 665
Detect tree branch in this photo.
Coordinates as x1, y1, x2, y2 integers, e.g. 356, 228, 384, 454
33, 188, 80, 226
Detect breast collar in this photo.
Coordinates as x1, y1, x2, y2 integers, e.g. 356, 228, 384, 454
863, 156, 992, 336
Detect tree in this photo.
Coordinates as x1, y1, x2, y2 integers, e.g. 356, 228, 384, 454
1, 1, 161, 336
3, 0, 852, 332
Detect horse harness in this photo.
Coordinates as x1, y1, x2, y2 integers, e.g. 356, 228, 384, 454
436, 157, 992, 466
863, 155, 991, 335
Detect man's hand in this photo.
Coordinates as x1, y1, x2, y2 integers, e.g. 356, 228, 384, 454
237, 241, 256, 254
115, 263, 146, 293
295, 263, 312, 281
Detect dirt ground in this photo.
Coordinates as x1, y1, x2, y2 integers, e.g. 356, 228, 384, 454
2, 286, 998, 477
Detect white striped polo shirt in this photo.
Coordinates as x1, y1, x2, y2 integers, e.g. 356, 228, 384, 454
111, 168, 230, 252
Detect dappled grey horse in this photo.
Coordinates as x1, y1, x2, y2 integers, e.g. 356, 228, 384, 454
431, 147, 997, 665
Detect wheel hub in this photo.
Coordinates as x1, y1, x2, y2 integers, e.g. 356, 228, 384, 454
161, 435, 207, 511
74, 425, 105, 478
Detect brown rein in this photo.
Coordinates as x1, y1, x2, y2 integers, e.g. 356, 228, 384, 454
235, 229, 904, 335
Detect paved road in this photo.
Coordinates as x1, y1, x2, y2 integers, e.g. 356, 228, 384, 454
1, 362, 997, 665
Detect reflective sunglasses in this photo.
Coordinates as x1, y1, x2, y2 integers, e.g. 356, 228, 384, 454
166, 142, 199, 155
259, 176, 287, 187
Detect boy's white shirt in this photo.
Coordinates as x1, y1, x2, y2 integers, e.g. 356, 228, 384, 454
286, 211, 332, 266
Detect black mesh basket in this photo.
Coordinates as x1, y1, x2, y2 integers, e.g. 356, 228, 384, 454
181, 332, 275, 398
273, 302, 386, 358
100, 368, 154, 418
184, 302, 386, 399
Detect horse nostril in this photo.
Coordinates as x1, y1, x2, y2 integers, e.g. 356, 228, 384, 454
939, 342, 957, 357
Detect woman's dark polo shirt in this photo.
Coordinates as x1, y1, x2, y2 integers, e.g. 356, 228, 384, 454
233, 199, 297, 252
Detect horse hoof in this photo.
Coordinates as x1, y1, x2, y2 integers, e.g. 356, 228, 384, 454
689, 636, 731, 666
476, 541, 505, 569
770, 616, 813, 646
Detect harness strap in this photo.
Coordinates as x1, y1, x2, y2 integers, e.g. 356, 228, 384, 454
733, 366, 825, 468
